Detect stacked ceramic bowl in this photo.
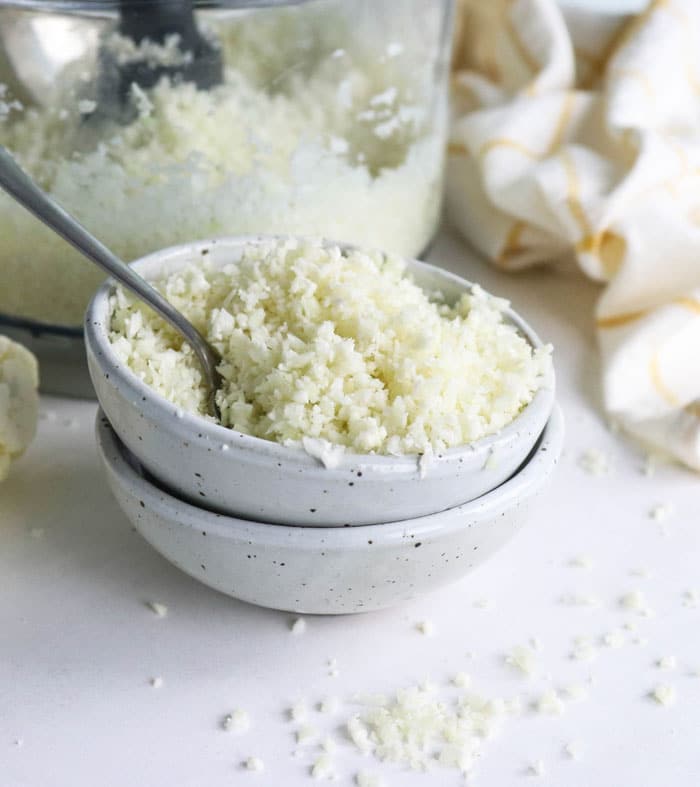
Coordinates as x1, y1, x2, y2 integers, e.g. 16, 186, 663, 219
86, 238, 563, 614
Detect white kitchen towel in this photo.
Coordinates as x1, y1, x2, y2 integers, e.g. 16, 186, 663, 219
448, 0, 700, 471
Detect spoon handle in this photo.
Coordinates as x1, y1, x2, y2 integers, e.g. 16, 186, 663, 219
0, 145, 221, 414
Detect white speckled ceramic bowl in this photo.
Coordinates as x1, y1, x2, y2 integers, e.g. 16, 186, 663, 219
96, 404, 563, 614
85, 236, 555, 526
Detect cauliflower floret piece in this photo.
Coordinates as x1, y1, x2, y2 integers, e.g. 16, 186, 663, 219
0, 336, 39, 481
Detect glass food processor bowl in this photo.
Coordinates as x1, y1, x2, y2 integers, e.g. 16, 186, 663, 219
0, 0, 454, 396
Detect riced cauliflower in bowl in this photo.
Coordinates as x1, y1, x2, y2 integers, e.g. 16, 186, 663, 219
85, 236, 555, 527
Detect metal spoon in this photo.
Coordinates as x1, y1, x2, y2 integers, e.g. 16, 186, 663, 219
0, 145, 223, 418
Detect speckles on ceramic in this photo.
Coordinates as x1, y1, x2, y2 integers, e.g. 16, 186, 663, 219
84, 236, 555, 528
94, 406, 564, 614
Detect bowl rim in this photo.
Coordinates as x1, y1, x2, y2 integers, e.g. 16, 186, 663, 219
85, 235, 555, 473
96, 403, 564, 539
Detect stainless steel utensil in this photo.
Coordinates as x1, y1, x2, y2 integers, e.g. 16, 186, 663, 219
0, 145, 222, 417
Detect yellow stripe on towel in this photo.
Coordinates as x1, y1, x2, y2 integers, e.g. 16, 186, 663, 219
650, 350, 679, 407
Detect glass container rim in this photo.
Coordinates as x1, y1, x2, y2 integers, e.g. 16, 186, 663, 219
0, 0, 317, 11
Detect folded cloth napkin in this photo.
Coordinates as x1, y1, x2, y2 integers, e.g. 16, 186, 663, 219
448, 0, 700, 471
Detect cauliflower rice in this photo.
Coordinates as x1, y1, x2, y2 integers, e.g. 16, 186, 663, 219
0, 5, 445, 326
109, 240, 551, 455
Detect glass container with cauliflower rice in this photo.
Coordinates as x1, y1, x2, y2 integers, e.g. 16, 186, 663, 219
0, 0, 453, 394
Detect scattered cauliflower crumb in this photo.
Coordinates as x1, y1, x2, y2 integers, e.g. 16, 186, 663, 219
602, 630, 625, 649
619, 590, 654, 617
452, 672, 471, 688
347, 681, 517, 775
297, 724, 319, 745
321, 736, 337, 753
146, 601, 168, 618
569, 554, 594, 569
578, 449, 611, 476
650, 684, 676, 706
150, 676, 164, 689
311, 753, 336, 780
245, 756, 264, 772
563, 741, 583, 760
415, 620, 435, 636
347, 715, 373, 755
570, 636, 597, 662
319, 697, 341, 715
505, 645, 537, 677
535, 689, 565, 716
223, 709, 250, 733
327, 658, 340, 678
290, 700, 308, 722
291, 617, 307, 635
648, 503, 673, 523
682, 590, 699, 608
656, 656, 677, 671
528, 759, 545, 777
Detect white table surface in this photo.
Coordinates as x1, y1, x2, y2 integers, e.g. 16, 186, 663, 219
3, 226, 699, 787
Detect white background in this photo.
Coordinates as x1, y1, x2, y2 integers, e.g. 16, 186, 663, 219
3, 226, 699, 787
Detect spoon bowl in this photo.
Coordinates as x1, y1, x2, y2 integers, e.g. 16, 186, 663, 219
85, 235, 555, 526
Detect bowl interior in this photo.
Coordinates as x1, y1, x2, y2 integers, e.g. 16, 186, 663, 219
86, 235, 555, 471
